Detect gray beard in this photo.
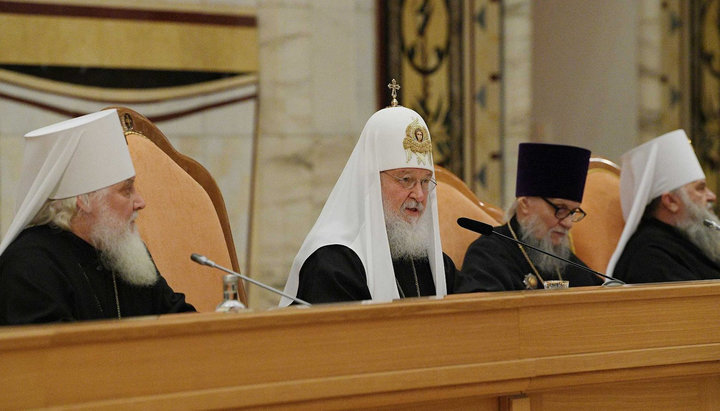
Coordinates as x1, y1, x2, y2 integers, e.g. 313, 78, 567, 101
518, 214, 572, 274
675, 191, 720, 264
89, 206, 158, 287
384, 201, 432, 260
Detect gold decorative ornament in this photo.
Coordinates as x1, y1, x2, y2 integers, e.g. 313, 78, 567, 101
507, 221, 563, 288
388, 79, 401, 107
523, 273, 538, 290
121, 112, 134, 132
403, 118, 432, 165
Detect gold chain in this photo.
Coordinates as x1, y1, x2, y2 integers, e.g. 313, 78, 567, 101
395, 258, 422, 298
395, 277, 405, 298
506, 222, 563, 284
410, 258, 421, 296
112, 272, 121, 319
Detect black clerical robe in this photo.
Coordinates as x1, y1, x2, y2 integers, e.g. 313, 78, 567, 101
454, 217, 602, 292
296, 244, 456, 304
0, 225, 195, 325
613, 218, 720, 283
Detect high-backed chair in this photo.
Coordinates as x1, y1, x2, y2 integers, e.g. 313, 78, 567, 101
435, 166, 501, 269
434, 166, 505, 222
570, 157, 625, 273
108, 106, 247, 311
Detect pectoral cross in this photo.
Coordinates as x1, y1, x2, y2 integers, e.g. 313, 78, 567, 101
388, 79, 401, 107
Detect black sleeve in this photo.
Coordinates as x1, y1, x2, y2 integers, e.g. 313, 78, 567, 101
566, 254, 604, 286
0, 247, 77, 325
454, 237, 524, 292
616, 243, 700, 284
152, 274, 196, 314
442, 252, 456, 294
296, 245, 372, 304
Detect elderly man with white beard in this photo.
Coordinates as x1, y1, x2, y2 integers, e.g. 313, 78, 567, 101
607, 130, 720, 283
280, 85, 455, 305
455, 143, 604, 292
0, 110, 194, 325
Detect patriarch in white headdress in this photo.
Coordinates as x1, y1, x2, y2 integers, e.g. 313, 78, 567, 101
280, 93, 447, 305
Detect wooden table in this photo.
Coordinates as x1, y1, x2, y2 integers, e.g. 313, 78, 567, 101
1, 281, 719, 409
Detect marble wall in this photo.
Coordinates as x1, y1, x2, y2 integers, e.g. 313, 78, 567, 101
503, 0, 654, 206
532, 0, 639, 162
502, 0, 533, 207
249, 0, 376, 309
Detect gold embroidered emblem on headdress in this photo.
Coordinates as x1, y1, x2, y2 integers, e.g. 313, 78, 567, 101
403, 118, 432, 165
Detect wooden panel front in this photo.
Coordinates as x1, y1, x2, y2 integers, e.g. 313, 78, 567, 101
0, 281, 719, 409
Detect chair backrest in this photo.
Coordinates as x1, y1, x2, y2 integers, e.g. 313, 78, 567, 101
570, 157, 625, 273
435, 166, 501, 269
434, 166, 505, 222
109, 106, 247, 311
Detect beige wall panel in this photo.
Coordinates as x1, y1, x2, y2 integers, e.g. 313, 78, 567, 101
0, 15, 258, 72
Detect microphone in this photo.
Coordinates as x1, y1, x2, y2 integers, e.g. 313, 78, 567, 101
456, 217, 625, 286
703, 218, 720, 231
190, 253, 312, 307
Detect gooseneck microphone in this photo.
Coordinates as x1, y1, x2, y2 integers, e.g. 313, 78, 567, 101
190, 253, 312, 306
703, 218, 720, 231
456, 217, 625, 286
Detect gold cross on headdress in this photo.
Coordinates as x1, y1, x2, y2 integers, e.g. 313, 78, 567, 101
388, 79, 400, 107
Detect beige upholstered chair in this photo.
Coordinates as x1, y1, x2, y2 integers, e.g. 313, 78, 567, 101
109, 106, 247, 311
570, 157, 625, 273
434, 166, 505, 222
435, 166, 501, 269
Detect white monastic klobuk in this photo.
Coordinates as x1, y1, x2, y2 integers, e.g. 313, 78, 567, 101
280, 106, 447, 305
0, 109, 135, 255
605, 129, 705, 276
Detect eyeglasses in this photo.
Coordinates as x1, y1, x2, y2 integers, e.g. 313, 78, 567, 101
383, 172, 437, 193
541, 197, 586, 222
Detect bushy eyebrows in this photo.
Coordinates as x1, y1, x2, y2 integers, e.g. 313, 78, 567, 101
547, 198, 579, 208
121, 178, 135, 190
389, 169, 433, 179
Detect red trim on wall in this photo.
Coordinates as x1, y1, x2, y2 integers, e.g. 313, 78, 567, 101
0, 1, 256, 26
0, 90, 257, 121
0, 90, 81, 117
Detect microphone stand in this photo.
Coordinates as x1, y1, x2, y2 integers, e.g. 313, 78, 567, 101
703, 218, 720, 231
191, 253, 312, 307
457, 218, 625, 286
492, 230, 623, 285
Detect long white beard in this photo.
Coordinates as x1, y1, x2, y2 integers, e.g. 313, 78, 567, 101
519, 214, 572, 274
384, 199, 432, 260
89, 205, 158, 287
675, 191, 720, 264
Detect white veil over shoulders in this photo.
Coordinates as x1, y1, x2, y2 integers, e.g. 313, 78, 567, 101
280, 106, 446, 306
605, 130, 705, 276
